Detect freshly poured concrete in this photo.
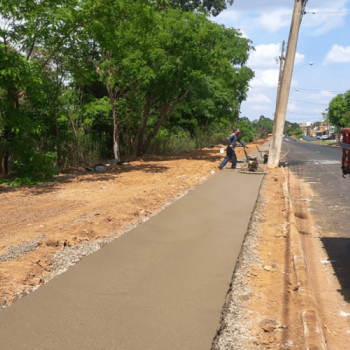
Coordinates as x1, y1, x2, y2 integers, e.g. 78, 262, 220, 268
0, 171, 263, 350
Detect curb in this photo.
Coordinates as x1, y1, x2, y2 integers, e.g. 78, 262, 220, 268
282, 168, 327, 350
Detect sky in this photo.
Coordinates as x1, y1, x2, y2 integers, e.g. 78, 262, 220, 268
212, 0, 350, 124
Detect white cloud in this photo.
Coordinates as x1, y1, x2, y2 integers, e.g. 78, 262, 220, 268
309, 90, 337, 100
237, 28, 249, 39
252, 104, 269, 111
248, 93, 271, 103
213, 0, 349, 122
251, 68, 299, 89
287, 101, 301, 112
257, 9, 292, 33
248, 43, 304, 68
213, 0, 349, 38
323, 45, 350, 65
303, 1, 349, 36
250, 69, 279, 88
248, 44, 280, 68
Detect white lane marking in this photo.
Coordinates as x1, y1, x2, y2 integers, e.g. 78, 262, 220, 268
313, 160, 341, 165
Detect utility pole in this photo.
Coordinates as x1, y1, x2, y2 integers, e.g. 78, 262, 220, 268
275, 40, 286, 115
270, 41, 285, 149
268, 0, 307, 168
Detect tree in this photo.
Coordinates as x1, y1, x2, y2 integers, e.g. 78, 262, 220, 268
1, 0, 256, 183
328, 91, 350, 128
254, 115, 273, 139
133, 11, 253, 155
169, 0, 234, 16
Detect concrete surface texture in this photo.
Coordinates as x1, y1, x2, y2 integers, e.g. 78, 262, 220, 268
0, 170, 263, 350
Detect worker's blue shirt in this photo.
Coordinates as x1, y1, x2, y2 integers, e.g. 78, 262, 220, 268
227, 133, 245, 148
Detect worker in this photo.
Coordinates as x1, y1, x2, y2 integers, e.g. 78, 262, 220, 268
218, 129, 248, 170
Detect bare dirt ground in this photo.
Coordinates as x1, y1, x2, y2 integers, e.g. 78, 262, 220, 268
287, 170, 350, 350
244, 169, 306, 349
216, 166, 350, 350
0, 142, 266, 307
213, 168, 307, 350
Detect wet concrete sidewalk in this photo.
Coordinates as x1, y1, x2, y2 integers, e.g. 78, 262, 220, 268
0, 170, 264, 350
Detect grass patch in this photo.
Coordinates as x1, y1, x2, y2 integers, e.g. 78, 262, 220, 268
314, 141, 338, 146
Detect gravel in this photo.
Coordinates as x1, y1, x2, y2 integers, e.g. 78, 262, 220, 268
211, 177, 266, 350
0, 183, 202, 312
62, 211, 99, 227
0, 236, 45, 262
48, 187, 196, 280
48, 238, 114, 279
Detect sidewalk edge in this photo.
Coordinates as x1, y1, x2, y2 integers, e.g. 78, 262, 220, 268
211, 173, 265, 349
282, 167, 327, 350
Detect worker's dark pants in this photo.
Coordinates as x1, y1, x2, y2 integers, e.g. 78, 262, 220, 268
219, 147, 237, 169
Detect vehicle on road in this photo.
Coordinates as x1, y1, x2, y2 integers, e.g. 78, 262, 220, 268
341, 128, 350, 178
322, 135, 328, 140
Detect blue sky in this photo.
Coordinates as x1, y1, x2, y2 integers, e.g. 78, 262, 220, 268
212, 0, 350, 124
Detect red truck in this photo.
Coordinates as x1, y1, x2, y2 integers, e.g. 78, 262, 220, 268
341, 128, 350, 178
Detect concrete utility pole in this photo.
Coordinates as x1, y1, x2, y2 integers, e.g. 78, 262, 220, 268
268, 0, 306, 168
275, 40, 286, 113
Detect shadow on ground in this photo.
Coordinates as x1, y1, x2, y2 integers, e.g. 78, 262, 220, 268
321, 237, 350, 303
0, 149, 224, 195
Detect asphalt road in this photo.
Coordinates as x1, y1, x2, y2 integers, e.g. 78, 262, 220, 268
282, 139, 350, 302
0, 170, 263, 350
303, 135, 317, 142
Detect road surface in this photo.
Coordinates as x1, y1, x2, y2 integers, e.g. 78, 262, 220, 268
282, 139, 350, 303
0, 170, 263, 350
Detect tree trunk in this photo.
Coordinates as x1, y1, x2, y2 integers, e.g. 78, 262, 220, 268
53, 97, 62, 168
136, 94, 153, 157
111, 95, 120, 162
1, 150, 9, 176
2, 88, 20, 175
141, 102, 172, 155
140, 86, 191, 155
106, 82, 121, 163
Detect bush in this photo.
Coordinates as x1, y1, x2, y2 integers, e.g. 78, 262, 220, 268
1, 150, 58, 186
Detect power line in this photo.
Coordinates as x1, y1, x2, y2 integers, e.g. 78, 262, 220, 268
305, 11, 350, 14
287, 111, 323, 116
294, 88, 345, 93
289, 99, 328, 106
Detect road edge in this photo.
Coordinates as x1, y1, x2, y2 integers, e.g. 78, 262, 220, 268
282, 167, 327, 350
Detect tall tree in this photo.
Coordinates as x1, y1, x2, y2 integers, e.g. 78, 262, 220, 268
169, 0, 234, 16
328, 91, 350, 128
134, 10, 253, 155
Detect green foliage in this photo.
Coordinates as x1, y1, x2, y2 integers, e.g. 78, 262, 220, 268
168, 0, 234, 16
328, 90, 350, 128
237, 118, 255, 142
0, 0, 257, 184
285, 126, 303, 138
0, 151, 58, 186
254, 115, 274, 138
